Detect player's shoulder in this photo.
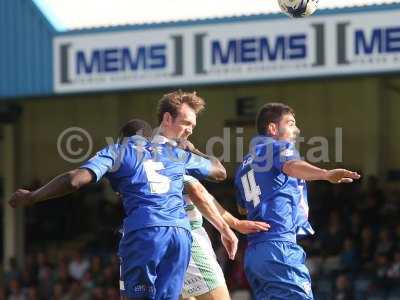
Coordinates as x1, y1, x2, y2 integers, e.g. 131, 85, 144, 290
253, 135, 290, 147
114, 136, 152, 160
235, 153, 252, 180
252, 136, 294, 155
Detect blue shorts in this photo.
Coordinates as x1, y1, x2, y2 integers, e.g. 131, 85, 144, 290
118, 226, 192, 300
244, 241, 314, 300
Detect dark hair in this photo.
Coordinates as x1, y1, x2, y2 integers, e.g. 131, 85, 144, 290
118, 119, 152, 139
256, 103, 295, 135
157, 90, 205, 124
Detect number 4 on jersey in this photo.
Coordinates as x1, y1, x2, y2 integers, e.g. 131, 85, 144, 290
241, 169, 261, 208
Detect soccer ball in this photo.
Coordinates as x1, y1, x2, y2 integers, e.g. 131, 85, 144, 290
278, 0, 318, 18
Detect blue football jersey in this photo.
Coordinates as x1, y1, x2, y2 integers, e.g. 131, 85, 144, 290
81, 135, 212, 233
235, 135, 314, 245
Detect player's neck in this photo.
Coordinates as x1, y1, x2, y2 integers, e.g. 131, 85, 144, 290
157, 125, 176, 140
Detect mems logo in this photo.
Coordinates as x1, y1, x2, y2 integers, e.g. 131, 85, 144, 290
336, 23, 400, 65
75, 45, 167, 74
58, 35, 184, 85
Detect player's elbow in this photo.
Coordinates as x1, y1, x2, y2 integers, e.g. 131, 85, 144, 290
67, 169, 93, 191
67, 171, 83, 191
186, 182, 209, 206
210, 161, 227, 181
213, 168, 227, 181
282, 161, 297, 177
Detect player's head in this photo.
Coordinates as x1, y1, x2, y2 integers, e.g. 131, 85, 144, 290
118, 119, 152, 140
256, 102, 299, 142
157, 90, 205, 140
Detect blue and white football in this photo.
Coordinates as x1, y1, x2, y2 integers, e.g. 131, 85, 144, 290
278, 0, 318, 18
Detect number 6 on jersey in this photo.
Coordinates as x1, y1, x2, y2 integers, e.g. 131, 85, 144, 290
241, 169, 261, 208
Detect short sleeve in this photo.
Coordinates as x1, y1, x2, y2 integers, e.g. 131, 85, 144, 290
184, 151, 212, 180
273, 141, 300, 172
80, 143, 126, 182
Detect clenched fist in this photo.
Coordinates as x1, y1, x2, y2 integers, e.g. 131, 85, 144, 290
8, 189, 35, 208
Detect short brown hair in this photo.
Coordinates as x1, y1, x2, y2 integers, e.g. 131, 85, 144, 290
256, 103, 295, 135
157, 90, 205, 124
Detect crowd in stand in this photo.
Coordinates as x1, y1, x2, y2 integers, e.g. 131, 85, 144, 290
1, 176, 400, 299
1, 252, 120, 300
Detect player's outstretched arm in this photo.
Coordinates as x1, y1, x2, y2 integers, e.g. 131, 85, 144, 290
282, 160, 361, 183
178, 139, 227, 181
211, 198, 270, 234
185, 180, 237, 260
8, 168, 94, 208
190, 149, 227, 182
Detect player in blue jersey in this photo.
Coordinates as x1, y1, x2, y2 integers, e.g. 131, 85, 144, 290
119, 119, 269, 300
9, 91, 232, 300
235, 103, 361, 300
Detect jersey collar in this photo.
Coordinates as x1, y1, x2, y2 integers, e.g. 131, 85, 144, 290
151, 135, 178, 146
129, 135, 148, 143
252, 135, 274, 145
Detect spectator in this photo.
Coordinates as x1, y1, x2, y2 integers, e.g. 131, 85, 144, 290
37, 252, 51, 280
105, 287, 119, 300
7, 279, 26, 300
55, 262, 71, 287
359, 226, 376, 272
68, 252, 89, 281
332, 274, 354, 300
375, 228, 394, 256
61, 280, 90, 300
81, 271, 95, 290
361, 195, 381, 227
374, 253, 390, 290
340, 237, 359, 274
37, 266, 53, 300
4, 258, 20, 285
321, 211, 345, 256
91, 287, 105, 300
348, 211, 362, 238
388, 249, 400, 280
19, 268, 36, 290
25, 287, 39, 300
51, 283, 65, 300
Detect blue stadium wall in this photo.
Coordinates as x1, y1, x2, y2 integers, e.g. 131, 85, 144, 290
0, 0, 55, 99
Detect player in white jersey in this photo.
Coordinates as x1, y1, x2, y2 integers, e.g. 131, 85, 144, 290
181, 175, 269, 300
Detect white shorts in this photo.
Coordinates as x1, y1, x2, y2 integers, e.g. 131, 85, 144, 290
181, 227, 226, 298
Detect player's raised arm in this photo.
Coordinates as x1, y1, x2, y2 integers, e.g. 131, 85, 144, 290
212, 198, 270, 234
179, 139, 227, 182
201, 154, 226, 182
271, 136, 360, 184
184, 180, 237, 260
282, 160, 361, 183
8, 168, 94, 208
9, 142, 125, 208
